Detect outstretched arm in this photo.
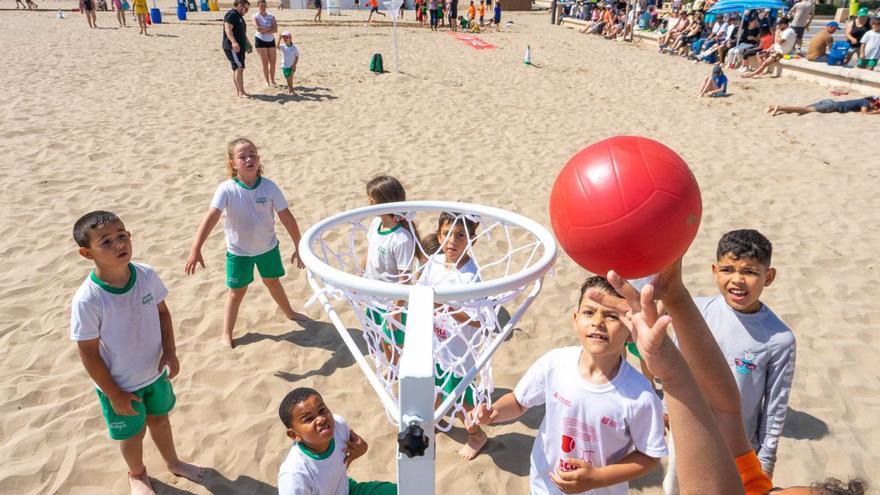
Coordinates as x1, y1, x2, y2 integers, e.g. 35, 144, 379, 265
473, 391, 528, 425
185, 207, 221, 274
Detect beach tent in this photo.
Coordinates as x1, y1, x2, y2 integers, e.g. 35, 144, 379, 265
707, 0, 787, 14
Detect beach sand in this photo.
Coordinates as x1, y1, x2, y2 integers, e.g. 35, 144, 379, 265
0, 4, 878, 493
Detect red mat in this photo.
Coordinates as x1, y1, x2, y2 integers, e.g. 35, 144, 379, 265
448, 32, 497, 50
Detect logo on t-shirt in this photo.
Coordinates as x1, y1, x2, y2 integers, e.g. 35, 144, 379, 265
142, 293, 154, 305
600, 416, 618, 428
559, 416, 599, 468
734, 351, 758, 375
378, 246, 387, 256
255, 197, 268, 205
553, 391, 572, 407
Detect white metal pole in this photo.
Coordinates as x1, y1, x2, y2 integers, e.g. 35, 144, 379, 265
397, 286, 435, 495
393, 15, 400, 72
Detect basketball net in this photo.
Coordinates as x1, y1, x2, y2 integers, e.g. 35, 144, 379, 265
302, 205, 554, 429
384, 0, 403, 71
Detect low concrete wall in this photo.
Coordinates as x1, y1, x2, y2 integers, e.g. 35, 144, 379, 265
559, 17, 880, 93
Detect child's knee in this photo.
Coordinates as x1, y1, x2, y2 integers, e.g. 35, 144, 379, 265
261, 277, 281, 287
228, 286, 248, 300
146, 414, 170, 427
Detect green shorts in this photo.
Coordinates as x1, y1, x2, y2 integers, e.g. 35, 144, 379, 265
97, 373, 176, 440
434, 364, 475, 407
348, 478, 397, 495
857, 58, 878, 68
626, 341, 642, 359
226, 243, 285, 289
282, 66, 294, 78
366, 307, 407, 346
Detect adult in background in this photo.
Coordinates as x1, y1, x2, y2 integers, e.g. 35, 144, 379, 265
806, 21, 839, 62
788, 0, 814, 52
743, 17, 796, 77
81, 0, 98, 28
844, 8, 871, 65
448, 0, 458, 30
253, 0, 278, 87
223, 0, 252, 98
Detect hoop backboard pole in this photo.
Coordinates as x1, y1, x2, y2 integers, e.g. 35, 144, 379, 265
305, 271, 401, 420
384, 0, 403, 72
397, 285, 435, 495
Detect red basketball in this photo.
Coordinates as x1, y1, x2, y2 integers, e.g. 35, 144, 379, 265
549, 136, 702, 279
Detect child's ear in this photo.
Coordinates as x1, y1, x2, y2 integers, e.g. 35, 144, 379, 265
763, 267, 776, 287
286, 428, 301, 442
79, 247, 93, 260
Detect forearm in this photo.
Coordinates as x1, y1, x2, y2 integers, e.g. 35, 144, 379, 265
78, 346, 123, 396
224, 24, 237, 44
278, 210, 302, 245
190, 209, 221, 253
663, 358, 744, 494
485, 392, 528, 424
158, 307, 176, 355
593, 452, 658, 488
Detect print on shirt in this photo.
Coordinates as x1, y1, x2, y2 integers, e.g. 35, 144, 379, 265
256, 197, 268, 205
735, 351, 758, 375
560, 416, 599, 470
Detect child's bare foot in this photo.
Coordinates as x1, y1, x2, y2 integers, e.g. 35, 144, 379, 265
768, 105, 780, 116
457, 429, 488, 460
129, 469, 156, 495
221, 335, 234, 348
168, 460, 206, 483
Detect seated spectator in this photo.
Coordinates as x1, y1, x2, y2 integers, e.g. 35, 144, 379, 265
767, 96, 880, 115
671, 13, 705, 56
740, 26, 773, 71
726, 17, 761, 68
694, 14, 739, 63
806, 21, 840, 62
659, 11, 689, 48
744, 17, 796, 77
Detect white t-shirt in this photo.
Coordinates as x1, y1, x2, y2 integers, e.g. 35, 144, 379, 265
280, 43, 300, 68
210, 177, 289, 257
861, 30, 880, 60
364, 217, 415, 283
278, 414, 351, 495
514, 347, 668, 495
253, 12, 276, 42
70, 263, 169, 393
417, 254, 485, 373
774, 27, 797, 54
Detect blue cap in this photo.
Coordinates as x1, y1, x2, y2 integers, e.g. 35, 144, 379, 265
826, 21, 839, 28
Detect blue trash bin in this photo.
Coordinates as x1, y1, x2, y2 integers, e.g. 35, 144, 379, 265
177, 0, 187, 19
200, 0, 208, 9
150, 7, 162, 23
827, 40, 849, 66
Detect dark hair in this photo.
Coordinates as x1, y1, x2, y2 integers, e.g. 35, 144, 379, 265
418, 232, 442, 262
578, 276, 621, 307
366, 175, 422, 245
278, 387, 320, 428
716, 229, 772, 266
233, 0, 250, 6
73, 211, 122, 248
810, 477, 868, 495
437, 212, 479, 238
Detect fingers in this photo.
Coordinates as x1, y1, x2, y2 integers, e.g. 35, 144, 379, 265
640, 284, 659, 326
585, 288, 630, 315
606, 271, 642, 313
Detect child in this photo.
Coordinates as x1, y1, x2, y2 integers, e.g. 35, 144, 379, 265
70, 211, 204, 494
418, 213, 488, 460
467, 0, 475, 23
702, 230, 796, 477
478, 0, 485, 26
185, 138, 307, 348
362, 175, 418, 364
132, 0, 148, 34
475, 276, 667, 494
698, 64, 727, 97
857, 18, 880, 71
492, 0, 500, 31
113, 0, 128, 27
277, 387, 396, 494
277, 31, 300, 95
367, 0, 385, 24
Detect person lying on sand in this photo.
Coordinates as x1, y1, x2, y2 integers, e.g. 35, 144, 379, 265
767, 96, 880, 116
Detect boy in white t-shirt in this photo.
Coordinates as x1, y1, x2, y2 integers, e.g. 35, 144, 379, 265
277, 387, 396, 495
417, 212, 489, 461
277, 31, 300, 94
70, 211, 204, 495
475, 276, 668, 495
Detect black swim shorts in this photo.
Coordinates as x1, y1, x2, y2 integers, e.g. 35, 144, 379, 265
224, 47, 246, 70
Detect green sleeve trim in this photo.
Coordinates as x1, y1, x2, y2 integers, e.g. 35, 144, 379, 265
377, 223, 404, 236
90, 264, 137, 295
233, 176, 262, 190
297, 438, 335, 460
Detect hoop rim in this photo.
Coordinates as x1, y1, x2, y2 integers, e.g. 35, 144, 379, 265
298, 201, 557, 301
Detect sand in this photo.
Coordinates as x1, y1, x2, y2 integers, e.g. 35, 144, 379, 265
1, 3, 878, 494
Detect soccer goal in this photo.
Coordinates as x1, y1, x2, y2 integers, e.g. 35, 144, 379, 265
299, 201, 556, 494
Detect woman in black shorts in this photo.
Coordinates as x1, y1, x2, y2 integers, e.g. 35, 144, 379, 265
81, 0, 98, 28
314, 0, 322, 22
252, 0, 278, 86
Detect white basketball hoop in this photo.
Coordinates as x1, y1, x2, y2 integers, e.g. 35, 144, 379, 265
383, 0, 404, 71
298, 201, 556, 494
